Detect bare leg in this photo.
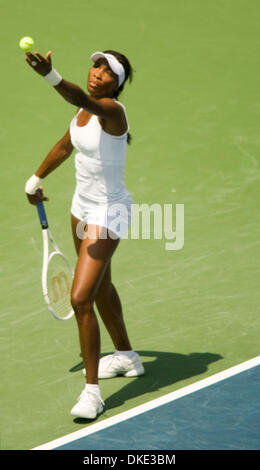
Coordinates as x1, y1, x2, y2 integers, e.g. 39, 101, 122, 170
95, 263, 132, 351
70, 219, 119, 384
71, 214, 133, 353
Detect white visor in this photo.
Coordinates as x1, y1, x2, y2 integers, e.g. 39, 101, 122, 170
91, 51, 125, 88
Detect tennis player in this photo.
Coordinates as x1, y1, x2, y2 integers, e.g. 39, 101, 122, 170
25, 49, 144, 419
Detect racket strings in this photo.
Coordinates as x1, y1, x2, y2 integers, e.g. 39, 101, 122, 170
46, 253, 74, 320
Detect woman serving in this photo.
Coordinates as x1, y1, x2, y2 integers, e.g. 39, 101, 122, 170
25, 49, 144, 419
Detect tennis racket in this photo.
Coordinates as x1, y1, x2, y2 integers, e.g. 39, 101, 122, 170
36, 191, 74, 321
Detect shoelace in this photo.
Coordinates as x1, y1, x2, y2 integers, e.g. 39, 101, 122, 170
100, 353, 139, 372
78, 390, 104, 406
110, 354, 134, 369
100, 354, 123, 369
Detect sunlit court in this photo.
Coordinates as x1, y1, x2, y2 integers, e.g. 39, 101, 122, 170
1, 0, 259, 454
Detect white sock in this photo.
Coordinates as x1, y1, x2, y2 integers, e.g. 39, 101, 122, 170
115, 349, 136, 358
84, 384, 101, 397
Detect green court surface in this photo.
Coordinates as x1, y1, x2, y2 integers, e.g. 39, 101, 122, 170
1, 0, 260, 450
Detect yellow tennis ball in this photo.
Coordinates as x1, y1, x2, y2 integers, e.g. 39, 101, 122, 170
19, 36, 34, 51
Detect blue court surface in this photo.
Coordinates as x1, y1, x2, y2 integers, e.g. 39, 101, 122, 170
33, 357, 260, 451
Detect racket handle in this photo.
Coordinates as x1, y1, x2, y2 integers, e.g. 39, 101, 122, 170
36, 189, 49, 229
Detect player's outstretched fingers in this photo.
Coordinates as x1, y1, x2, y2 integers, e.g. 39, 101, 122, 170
25, 51, 52, 76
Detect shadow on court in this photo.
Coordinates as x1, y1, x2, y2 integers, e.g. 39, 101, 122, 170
70, 350, 223, 412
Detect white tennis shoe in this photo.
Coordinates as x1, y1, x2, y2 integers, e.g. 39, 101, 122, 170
83, 351, 145, 379
70, 390, 104, 419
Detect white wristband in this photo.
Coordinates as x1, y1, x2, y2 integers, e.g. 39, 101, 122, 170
44, 68, 62, 86
25, 174, 42, 195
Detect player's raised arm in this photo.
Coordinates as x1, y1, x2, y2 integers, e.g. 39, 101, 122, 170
25, 51, 123, 119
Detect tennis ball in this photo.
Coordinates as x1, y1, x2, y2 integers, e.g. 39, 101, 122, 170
19, 36, 34, 51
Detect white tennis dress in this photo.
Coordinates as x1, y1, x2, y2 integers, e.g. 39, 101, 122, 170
69, 102, 133, 239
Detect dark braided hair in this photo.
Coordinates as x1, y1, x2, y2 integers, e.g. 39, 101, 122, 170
103, 50, 133, 144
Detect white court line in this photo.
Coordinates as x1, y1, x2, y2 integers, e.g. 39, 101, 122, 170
32, 356, 260, 450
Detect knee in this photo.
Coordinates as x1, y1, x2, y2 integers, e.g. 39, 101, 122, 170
71, 290, 94, 317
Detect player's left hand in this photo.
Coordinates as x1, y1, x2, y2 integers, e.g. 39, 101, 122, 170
26, 187, 49, 206
25, 51, 52, 76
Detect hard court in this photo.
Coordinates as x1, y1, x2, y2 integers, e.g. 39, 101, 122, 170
0, 0, 259, 451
